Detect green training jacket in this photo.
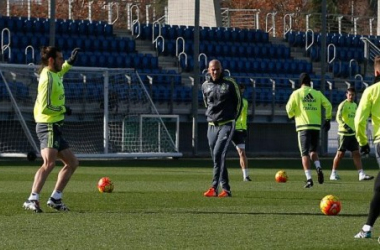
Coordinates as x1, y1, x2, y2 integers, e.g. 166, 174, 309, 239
355, 81, 380, 145
34, 61, 72, 123
286, 85, 332, 131
235, 98, 248, 130
336, 99, 356, 136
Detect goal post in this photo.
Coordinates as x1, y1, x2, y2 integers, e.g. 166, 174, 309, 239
0, 63, 182, 159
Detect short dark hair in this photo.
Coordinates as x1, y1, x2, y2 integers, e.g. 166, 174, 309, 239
347, 87, 356, 93
299, 72, 311, 86
239, 84, 245, 89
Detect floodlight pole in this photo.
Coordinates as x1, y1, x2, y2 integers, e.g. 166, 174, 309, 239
49, 0, 56, 46
320, 0, 328, 155
192, 0, 200, 156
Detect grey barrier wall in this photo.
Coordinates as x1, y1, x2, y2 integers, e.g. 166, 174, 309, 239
178, 122, 299, 157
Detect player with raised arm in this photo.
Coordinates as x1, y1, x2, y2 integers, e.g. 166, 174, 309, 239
23, 46, 80, 213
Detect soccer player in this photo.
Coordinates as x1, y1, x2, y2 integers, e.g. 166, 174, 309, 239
354, 55, 380, 239
330, 87, 374, 181
202, 59, 242, 197
231, 84, 251, 181
22, 46, 80, 213
286, 72, 332, 188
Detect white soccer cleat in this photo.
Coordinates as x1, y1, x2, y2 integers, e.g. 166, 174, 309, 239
329, 174, 340, 181
359, 174, 374, 181
23, 200, 43, 213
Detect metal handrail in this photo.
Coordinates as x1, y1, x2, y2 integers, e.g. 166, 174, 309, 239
327, 43, 336, 64
152, 20, 162, 44
175, 37, 185, 57
349, 59, 359, 78
109, 3, 119, 25
132, 19, 140, 38
1, 28, 11, 62
305, 29, 314, 52
154, 35, 164, 53
265, 12, 277, 37
178, 51, 187, 68
129, 4, 139, 31
25, 45, 34, 65
283, 13, 294, 39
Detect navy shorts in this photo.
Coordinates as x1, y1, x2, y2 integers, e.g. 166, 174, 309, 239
337, 134, 359, 152
36, 122, 69, 151
231, 130, 247, 149
298, 130, 319, 156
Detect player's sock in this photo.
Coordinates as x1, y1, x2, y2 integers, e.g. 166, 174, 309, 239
314, 160, 321, 169
28, 192, 39, 201
362, 225, 372, 232
305, 170, 312, 180
51, 190, 62, 200
242, 169, 248, 179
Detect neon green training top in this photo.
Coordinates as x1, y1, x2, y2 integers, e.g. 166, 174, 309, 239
235, 98, 248, 130
34, 61, 72, 123
336, 100, 356, 136
286, 85, 332, 131
355, 82, 380, 145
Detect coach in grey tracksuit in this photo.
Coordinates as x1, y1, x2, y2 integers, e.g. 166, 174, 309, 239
202, 59, 242, 197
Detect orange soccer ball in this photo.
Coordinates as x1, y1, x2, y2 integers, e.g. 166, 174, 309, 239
275, 170, 288, 183
320, 195, 341, 215
97, 177, 114, 193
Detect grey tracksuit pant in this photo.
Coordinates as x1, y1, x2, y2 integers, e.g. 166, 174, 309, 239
207, 121, 235, 191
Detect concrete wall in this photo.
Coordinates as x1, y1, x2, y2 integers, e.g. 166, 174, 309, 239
178, 121, 300, 157
167, 0, 219, 27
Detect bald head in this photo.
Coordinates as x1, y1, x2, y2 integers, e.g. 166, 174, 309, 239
375, 56, 380, 77
208, 60, 222, 81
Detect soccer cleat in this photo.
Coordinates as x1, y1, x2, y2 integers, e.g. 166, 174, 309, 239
218, 190, 232, 197
23, 200, 43, 213
47, 197, 70, 211
359, 174, 374, 181
304, 179, 314, 188
354, 230, 371, 238
316, 168, 324, 184
244, 176, 252, 181
330, 174, 340, 181
203, 187, 217, 197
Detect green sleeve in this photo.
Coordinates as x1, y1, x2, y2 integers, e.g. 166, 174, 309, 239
321, 92, 332, 120
355, 89, 371, 146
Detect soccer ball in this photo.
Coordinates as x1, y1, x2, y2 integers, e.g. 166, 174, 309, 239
320, 195, 341, 215
275, 170, 288, 183
97, 177, 114, 193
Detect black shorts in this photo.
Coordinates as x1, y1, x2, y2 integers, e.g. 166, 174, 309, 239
36, 122, 69, 151
298, 130, 319, 156
337, 134, 359, 152
231, 130, 247, 148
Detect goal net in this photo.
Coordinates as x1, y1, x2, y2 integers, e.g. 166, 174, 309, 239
0, 63, 182, 159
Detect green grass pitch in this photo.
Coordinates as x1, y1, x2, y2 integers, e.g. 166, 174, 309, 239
0, 157, 379, 249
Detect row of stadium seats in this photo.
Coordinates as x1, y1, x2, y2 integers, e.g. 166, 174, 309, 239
136, 23, 270, 43
157, 39, 291, 59
179, 56, 313, 74
0, 16, 113, 37
4, 33, 135, 53
308, 45, 364, 63
5, 49, 158, 69
285, 31, 367, 48
0, 81, 29, 100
